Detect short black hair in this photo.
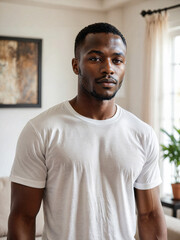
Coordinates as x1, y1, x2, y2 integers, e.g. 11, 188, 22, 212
74, 22, 127, 57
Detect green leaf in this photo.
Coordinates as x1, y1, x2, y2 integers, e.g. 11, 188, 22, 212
160, 126, 180, 182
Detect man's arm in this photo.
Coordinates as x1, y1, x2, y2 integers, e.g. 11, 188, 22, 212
135, 186, 167, 240
7, 182, 44, 240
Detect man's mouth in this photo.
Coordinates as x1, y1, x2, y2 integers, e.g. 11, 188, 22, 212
96, 76, 117, 85
96, 79, 117, 89
97, 79, 116, 84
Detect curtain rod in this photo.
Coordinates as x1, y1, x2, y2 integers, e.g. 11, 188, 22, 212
140, 4, 180, 17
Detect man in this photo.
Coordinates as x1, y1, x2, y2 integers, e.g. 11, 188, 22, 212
8, 22, 167, 240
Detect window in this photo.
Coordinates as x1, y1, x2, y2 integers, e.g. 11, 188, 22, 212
171, 34, 180, 127
162, 30, 180, 195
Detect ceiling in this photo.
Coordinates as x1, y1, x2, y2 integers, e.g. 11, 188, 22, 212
0, 0, 145, 11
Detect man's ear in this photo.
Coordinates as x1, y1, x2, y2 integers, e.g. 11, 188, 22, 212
72, 58, 79, 75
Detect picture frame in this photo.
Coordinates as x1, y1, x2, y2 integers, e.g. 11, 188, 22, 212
0, 36, 42, 108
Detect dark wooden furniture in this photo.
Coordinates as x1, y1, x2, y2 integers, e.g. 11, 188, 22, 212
161, 196, 180, 218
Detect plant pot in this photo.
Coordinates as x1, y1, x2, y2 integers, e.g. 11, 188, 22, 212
171, 183, 180, 200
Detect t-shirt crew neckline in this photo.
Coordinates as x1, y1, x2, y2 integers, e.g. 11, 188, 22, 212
64, 101, 121, 125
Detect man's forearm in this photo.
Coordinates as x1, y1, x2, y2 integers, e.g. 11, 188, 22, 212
7, 214, 36, 240
137, 211, 167, 240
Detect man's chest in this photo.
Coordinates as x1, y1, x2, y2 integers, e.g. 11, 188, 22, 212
45, 125, 145, 182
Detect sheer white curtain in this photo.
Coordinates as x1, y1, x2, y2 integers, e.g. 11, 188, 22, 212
142, 12, 171, 195
142, 11, 169, 138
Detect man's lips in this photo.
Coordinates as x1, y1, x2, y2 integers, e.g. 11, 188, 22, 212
96, 77, 117, 84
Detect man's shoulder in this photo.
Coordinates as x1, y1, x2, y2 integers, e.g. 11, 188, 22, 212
119, 106, 153, 136
121, 107, 150, 127
28, 101, 69, 130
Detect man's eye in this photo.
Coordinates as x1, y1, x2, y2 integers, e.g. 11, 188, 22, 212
113, 59, 123, 64
89, 57, 101, 62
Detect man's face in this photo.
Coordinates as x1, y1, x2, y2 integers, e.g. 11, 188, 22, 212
73, 32, 126, 101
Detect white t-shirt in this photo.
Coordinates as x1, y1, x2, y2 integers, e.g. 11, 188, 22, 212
10, 101, 162, 240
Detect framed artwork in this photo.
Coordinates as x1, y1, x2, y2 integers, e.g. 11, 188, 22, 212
0, 36, 42, 108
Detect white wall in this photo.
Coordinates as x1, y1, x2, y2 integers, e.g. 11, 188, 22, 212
0, 2, 105, 176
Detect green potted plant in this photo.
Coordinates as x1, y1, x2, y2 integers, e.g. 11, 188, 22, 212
160, 127, 180, 199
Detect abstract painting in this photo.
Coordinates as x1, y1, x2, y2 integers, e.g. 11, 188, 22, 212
0, 36, 42, 107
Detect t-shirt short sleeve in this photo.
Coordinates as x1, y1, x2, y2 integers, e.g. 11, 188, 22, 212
10, 121, 47, 188
134, 127, 162, 190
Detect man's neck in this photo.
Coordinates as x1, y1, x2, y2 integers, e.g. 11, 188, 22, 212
69, 96, 117, 120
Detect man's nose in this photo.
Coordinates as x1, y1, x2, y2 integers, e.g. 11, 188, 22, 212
100, 59, 114, 75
